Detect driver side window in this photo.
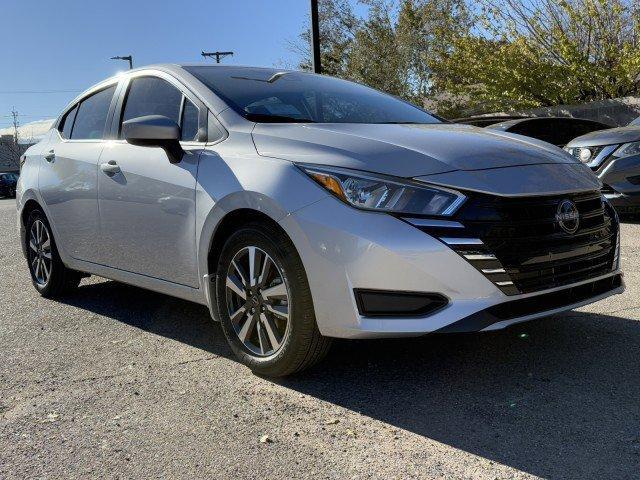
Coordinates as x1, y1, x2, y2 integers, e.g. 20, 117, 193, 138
120, 76, 200, 141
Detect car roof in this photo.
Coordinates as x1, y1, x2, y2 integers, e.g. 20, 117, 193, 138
453, 115, 530, 127
55, 64, 306, 126
486, 116, 612, 130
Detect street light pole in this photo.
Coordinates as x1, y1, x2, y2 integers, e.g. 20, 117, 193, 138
201, 51, 234, 63
310, 0, 321, 74
110, 55, 133, 70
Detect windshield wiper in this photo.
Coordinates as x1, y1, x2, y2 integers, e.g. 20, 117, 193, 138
245, 113, 316, 123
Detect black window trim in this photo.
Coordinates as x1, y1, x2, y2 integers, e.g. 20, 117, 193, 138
59, 104, 78, 140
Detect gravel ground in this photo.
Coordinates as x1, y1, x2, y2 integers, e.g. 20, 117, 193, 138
1, 197, 639, 479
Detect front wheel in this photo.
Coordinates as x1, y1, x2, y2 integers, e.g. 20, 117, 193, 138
215, 222, 331, 376
25, 209, 82, 297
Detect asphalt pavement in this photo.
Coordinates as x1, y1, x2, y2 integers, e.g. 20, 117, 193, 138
1, 197, 639, 479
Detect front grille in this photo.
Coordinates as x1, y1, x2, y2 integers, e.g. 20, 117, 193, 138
410, 190, 619, 295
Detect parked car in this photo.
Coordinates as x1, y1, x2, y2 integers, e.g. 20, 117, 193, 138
453, 115, 530, 128
0, 172, 18, 198
565, 117, 640, 214
485, 117, 611, 147
17, 65, 623, 376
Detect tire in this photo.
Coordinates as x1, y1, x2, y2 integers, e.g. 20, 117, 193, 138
215, 222, 332, 376
25, 209, 82, 298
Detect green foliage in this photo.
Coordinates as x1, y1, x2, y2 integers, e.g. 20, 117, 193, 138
438, 0, 640, 115
296, 0, 640, 118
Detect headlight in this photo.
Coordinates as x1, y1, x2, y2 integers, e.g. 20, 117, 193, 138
612, 141, 640, 159
565, 146, 605, 164
299, 165, 466, 216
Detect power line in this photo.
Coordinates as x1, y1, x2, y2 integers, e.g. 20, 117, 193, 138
0, 89, 81, 94
0, 114, 56, 118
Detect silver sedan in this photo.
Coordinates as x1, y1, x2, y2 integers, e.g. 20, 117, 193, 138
16, 64, 623, 375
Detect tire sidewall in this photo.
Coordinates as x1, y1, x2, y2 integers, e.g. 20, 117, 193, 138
25, 210, 62, 296
215, 225, 310, 374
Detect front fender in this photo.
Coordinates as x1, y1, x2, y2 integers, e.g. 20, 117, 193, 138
194, 149, 328, 294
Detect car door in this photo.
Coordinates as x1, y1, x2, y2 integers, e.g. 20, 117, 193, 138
38, 84, 117, 262
97, 74, 203, 287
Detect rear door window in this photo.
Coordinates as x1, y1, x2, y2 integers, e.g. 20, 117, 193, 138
71, 86, 116, 140
60, 105, 78, 139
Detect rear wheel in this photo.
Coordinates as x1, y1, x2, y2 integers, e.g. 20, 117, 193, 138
215, 222, 331, 376
25, 209, 82, 297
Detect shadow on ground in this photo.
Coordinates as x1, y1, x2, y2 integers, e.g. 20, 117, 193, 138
61, 280, 640, 479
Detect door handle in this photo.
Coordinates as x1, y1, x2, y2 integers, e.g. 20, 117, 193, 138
44, 150, 55, 162
100, 160, 121, 175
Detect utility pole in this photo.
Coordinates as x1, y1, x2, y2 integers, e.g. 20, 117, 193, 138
11, 108, 19, 145
310, 0, 321, 74
201, 51, 234, 63
110, 55, 133, 70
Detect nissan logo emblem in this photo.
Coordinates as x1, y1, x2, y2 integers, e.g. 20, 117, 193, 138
556, 200, 580, 234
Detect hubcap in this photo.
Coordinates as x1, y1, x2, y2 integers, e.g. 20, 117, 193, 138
29, 219, 52, 286
225, 246, 290, 356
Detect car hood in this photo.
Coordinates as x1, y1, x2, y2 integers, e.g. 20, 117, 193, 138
566, 125, 640, 148
252, 123, 578, 177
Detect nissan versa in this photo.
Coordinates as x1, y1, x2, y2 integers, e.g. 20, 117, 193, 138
16, 65, 624, 376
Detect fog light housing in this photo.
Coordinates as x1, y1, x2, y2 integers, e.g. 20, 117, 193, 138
354, 289, 448, 317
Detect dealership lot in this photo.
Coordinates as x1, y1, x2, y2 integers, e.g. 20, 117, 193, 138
1, 197, 639, 479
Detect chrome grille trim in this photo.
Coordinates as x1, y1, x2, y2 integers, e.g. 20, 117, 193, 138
403, 218, 465, 229
441, 237, 483, 245
482, 268, 506, 274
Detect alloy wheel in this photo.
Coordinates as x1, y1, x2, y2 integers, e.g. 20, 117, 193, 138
29, 219, 52, 286
225, 246, 291, 356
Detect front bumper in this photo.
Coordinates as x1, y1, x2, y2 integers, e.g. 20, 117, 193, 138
596, 152, 640, 213
603, 191, 640, 214
281, 196, 623, 339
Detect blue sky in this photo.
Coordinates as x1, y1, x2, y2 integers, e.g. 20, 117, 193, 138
0, 0, 323, 130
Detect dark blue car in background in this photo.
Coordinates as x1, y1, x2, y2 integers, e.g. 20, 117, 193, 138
0, 172, 18, 198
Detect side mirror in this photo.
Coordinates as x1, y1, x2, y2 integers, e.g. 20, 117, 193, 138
123, 115, 184, 163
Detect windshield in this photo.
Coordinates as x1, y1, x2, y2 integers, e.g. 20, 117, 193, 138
184, 66, 441, 125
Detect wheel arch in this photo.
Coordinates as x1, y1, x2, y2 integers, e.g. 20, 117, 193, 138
19, 198, 44, 258
21, 198, 42, 227
206, 208, 291, 278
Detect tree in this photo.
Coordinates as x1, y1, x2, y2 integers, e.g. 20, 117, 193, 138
435, 0, 640, 115
294, 0, 471, 106
345, 1, 411, 98
290, 0, 359, 77
294, 0, 640, 118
